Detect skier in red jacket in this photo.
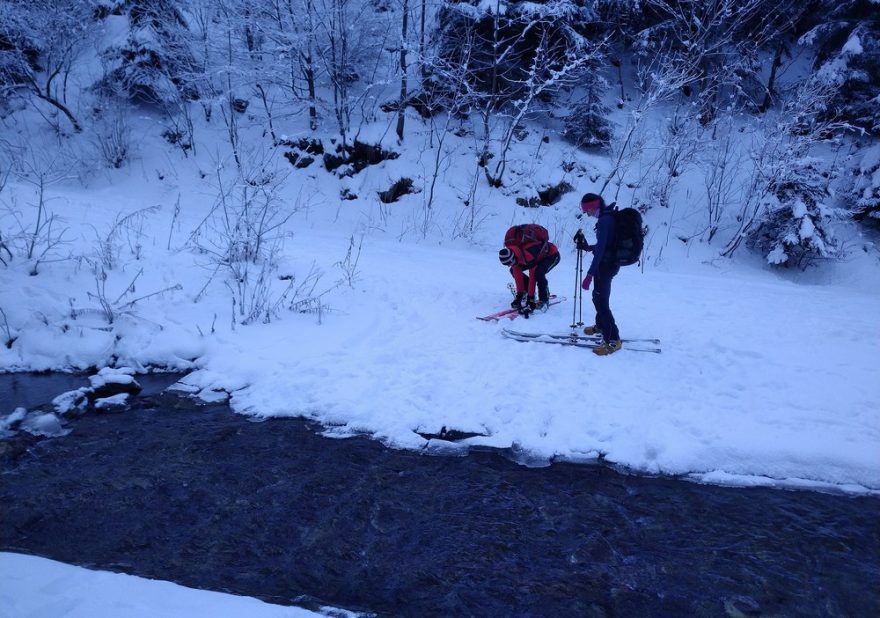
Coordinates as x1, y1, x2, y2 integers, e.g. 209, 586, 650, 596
498, 224, 560, 316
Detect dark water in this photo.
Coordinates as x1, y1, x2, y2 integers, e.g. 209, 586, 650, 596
1, 375, 878, 617
0, 371, 181, 410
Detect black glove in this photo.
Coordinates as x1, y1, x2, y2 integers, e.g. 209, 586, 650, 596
510, 292, 525, 309
519, 296, 536, 317
573, 229, 591, 252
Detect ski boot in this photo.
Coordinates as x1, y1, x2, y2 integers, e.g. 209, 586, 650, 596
583, 325, 601, 336
593, 339, 623, 356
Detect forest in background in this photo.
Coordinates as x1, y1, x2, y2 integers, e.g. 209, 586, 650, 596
1, 0, 878, 274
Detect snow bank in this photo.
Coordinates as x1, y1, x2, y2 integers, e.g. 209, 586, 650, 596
0, 553, 327, 618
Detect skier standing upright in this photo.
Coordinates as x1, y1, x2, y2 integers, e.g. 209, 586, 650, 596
574, 193, 622, 355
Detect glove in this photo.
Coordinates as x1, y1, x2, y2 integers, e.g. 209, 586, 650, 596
573, 229, 591, 252
510, 292, 525, 309
581, 274, 593, 290
519, 296, 537, 315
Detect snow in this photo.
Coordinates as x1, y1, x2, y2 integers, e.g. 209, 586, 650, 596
1, 9, 879, 615
2, 107, 879, 496
94, 393, 129, 409
52, 388, 89, 414
4, 197, 878, 493
791, 198, 808, 219
861, 144, 880, 174
0, 553, 326, 618
20, 411, 69, 437
842, 33, 863, 56
798, 212, 816, 240
89, 367, 137, 389
815, 57, 848, 86
0, 407, 28, 438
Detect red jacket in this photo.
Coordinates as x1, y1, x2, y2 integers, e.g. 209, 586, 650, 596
503, 225, 558, 297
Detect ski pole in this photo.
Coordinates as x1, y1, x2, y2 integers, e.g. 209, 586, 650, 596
577, 250, 584, 327
571, 248, 581, 329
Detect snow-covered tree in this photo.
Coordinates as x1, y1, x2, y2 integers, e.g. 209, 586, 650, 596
423, 1, 606, 186
254, 0, 321, 134
0, 0, 99, 133
723, 79, 847, 267
563, 78, 612, 151
801, 0, 880, 137
426, 1, 600, 109
746, 156, 839, 269
635, 0, 805, 124
845, 143, 880, 230
99, 0, 198, 107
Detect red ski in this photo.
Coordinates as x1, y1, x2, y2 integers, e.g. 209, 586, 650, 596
476, 295, 561, 322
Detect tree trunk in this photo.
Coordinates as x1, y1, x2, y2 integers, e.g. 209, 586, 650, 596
758, 44, 785, 113
34, 91, 82, 133
419, 0, 427, 81
396, 0, 409, 142
305, 0, 318, 131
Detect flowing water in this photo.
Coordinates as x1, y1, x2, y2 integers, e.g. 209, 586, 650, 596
1, 374, 877, 617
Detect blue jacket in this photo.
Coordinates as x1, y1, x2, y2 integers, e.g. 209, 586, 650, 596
588, 205, 616, 276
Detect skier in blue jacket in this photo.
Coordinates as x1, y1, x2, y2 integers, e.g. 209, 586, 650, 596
574, 193, 622, 355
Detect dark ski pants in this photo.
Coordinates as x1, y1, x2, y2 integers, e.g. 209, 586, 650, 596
521, 253, 560, 302
592, 263, 620, 342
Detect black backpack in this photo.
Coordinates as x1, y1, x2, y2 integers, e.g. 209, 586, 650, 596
611, 208, 644, 266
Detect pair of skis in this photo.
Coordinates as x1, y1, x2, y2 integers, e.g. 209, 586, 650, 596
477, 294, 661, 353
501, 328, 662, 354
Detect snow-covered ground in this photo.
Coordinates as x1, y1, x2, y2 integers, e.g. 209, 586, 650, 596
1, 108, 879, 496
0, 553, 325, 617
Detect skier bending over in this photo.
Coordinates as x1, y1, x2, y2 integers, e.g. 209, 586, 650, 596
498, 223, 560, 316
574, 193, 621, 356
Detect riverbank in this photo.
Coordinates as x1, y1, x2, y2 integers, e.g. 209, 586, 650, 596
2, 375, 877, 617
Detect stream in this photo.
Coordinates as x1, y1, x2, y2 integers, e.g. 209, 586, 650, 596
1, 373, 877, 617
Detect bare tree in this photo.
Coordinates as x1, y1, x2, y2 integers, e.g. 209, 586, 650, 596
484, 30, 604, 187
699, 119, 746, 242
395, 0, 410, 142
600, 52, 703, 199
189, 149, 301, 324
425, 2, 607, 188
184, 0, 221, 122
190, 0, 275, 169
0, 0, 97, 133
1, 146, 74, 274
315, 0, 354, 150
259, 0, 321, 133
638, 0, 804, 123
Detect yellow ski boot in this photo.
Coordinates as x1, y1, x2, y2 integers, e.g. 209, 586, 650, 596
593, 339, 623, 356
